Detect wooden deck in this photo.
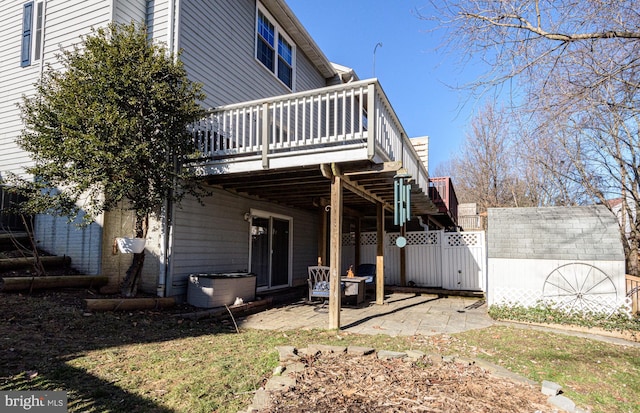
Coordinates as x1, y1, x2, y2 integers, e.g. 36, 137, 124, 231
188, 79, 443, 219
190, 79, 430, 200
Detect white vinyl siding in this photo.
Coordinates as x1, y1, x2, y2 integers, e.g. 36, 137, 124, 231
168, 188, 317, 297
144, 0, 171, 46
255, 5, 294, 89
0, 0, 110, 178
35, 213, 103, 275
178, 0, 326, 109
114, 0, 146, 25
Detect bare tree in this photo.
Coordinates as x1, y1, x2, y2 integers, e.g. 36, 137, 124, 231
448, 101, 535, 211
425, 0, 640, 274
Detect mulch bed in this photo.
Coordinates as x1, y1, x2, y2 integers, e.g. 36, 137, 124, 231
261, 352, 552, 412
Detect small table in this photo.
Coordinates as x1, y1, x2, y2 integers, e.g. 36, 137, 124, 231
341, 276, 368, 305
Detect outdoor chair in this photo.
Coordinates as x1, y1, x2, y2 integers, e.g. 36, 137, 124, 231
307, 265, 344, 305
355, 263, 376, 296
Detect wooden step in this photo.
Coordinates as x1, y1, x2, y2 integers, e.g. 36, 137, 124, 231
0, 255, 71, 271
0, 232, 30, 251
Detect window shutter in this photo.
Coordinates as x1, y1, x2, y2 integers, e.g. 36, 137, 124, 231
21, 2, 34, 67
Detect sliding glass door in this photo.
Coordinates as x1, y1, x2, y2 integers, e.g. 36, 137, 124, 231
249, 211, 291, 290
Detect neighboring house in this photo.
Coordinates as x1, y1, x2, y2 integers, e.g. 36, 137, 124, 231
457, 203, 485, 231
0, 0, 454, 300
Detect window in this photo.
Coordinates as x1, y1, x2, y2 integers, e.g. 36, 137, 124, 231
20, 1, 44, 67
33, 2, 43, 62
20, 2, 33, 66
255, 6, 294, 89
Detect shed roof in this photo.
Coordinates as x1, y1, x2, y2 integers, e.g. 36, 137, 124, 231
487, 206, 624, 261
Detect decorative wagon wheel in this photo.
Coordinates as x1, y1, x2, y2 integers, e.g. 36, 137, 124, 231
542, 263, 618, 314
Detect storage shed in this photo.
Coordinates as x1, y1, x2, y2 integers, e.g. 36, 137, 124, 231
487, 206, 628, 315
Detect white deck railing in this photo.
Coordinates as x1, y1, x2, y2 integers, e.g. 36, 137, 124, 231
190, 79, 429, 194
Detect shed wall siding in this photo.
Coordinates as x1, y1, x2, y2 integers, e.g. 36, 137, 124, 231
487, 258, 626, 307
488, 206, 624, 261
168, 188, 317, 297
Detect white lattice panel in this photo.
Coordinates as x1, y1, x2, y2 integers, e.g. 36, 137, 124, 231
387, 233, 401, 247
492, 288, 544, 308
445, 232, 479, 247
341, 232, 355, 246
405, 231, 440, 246
360, 233, 378, 245
492, 288, 632, 317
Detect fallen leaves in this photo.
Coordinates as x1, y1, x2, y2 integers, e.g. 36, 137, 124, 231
261, 353, 552, 412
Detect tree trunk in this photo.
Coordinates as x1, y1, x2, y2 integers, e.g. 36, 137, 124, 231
120, 212, 148, 297
120, 251, 145, 297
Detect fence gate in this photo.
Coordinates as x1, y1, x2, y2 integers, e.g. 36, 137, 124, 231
440, 231, 486, 291
343, 230, 486, 291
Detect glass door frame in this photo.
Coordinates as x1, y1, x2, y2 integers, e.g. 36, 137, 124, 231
248, 209, 293, 291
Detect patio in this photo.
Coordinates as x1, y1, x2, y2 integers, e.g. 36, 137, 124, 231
237, 292, 493, 336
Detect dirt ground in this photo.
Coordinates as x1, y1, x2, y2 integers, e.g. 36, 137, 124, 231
260, 351, 553, 412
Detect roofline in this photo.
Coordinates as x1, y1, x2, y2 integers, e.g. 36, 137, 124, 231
261, 0, 338, 79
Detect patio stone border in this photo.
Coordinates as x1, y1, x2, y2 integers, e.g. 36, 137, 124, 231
240, 345, 589, 413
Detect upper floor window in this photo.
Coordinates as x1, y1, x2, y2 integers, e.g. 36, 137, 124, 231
256, 6, 294, 89
21, 1, 44, 67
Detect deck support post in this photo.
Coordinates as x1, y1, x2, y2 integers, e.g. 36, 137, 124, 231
376, 202, 385, 305
400, 225, 406, 286
354, 217, 361, 267
318, 208, 327, 265
329, 171, 343, 330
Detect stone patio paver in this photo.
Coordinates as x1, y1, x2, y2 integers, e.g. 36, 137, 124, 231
238, 293, 493, 336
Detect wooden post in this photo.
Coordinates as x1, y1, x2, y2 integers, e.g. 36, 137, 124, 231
0, 275, 109, 292
329, 174, 343, 329
400, 225, 406, 286
354, 217, 361, 267
376, 202, 385, 305
318, 208, 327, 265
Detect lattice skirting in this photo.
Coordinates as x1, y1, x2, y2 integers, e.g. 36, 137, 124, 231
492, 287, 632, 318
341, 231, 483, 247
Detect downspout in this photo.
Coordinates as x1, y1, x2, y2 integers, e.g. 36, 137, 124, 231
157, 0, 179, 297
38, 0, 48, 81
157, 200, 169, 297
418, 215, 429, 231
168, 0, 180, 56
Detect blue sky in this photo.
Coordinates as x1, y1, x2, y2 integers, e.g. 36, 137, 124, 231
286, 0, 482, 174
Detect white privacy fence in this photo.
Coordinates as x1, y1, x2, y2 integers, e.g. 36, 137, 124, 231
341, 230, 486, 291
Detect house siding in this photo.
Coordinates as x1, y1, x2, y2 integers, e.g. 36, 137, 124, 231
0, 0, 113, 178
0, 0, 146, 276
34, 213, 103, 275
178, 0, 327, 108
167, 187, 317, 297
114, 0, 147, 25
145, 0, 171, 47
2, 0, 331, 296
